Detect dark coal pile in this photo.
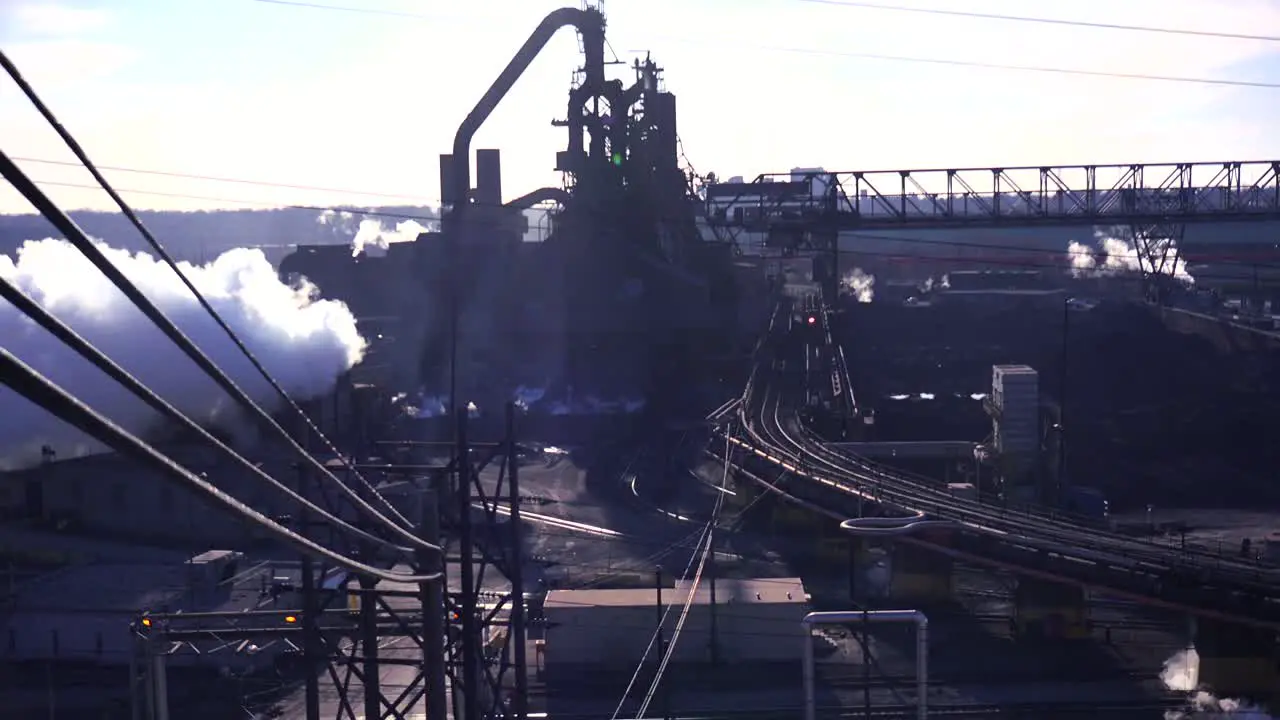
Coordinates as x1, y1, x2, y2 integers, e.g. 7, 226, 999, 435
841, 299, 1280, 512
1052, 303, 1280, 511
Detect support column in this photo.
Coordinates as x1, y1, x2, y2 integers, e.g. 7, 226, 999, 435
1195, 619, 1280, 700
1012, 577, 1087, 640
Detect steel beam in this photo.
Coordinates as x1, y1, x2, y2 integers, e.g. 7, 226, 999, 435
705, 161, 1280, 241
138, 404, 528, 720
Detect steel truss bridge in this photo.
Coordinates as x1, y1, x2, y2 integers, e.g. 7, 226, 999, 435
706, 160, 1280, 233
714, 302, 1280, 631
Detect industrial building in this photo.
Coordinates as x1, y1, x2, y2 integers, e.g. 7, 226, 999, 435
542, 577, 809, 668
1, 550, 300, 669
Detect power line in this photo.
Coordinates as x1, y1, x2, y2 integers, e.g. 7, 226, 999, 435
609, 488, 719, 720
794, 0, 1280, 43
634, 434, 730, 720
12, 156, 437, 203
0, 272, 417, 559
715, 41, 1280, 89
14, 174, 1280, 282
0, 48, 433, 549
251, 0, 453, 21
246, 0, 1280, 89
16, 178, 443, 221
0, 348, 439, 583
22, 175, 1280, 272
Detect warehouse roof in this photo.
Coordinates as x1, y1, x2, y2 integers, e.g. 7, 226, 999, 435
10, 551, 288, 614
545, 577, 807, 610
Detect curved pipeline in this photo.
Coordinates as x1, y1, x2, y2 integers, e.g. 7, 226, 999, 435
504, 186, 571, 210
450, 7, 605, 217
840, 517, 957, 537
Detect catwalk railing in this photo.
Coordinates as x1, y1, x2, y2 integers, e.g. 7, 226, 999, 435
704, 161, 1280, 231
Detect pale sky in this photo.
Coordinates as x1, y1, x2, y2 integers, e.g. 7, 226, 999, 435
2, 0, 1279, 214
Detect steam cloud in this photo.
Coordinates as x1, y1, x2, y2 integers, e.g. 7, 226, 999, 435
1161, 648, 1274, 719
841, 267, 876, 303
1067, 226, 1194, 283
317, 209, 435, 257
0, 238, 367, 470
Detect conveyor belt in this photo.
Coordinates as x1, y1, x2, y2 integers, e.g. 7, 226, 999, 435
719, 302, 1280, 628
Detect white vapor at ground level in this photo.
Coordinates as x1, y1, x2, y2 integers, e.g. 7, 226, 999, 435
0, 238, 367, 470
1161, 648, 1275, 719
1068, 226, 1195, 283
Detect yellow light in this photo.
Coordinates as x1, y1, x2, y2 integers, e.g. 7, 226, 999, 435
141, 617, 152, 628
284, 615, 298, 624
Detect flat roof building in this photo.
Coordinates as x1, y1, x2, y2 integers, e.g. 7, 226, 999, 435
542, 577, 809, 668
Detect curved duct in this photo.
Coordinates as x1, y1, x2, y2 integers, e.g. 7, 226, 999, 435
504, 186, 571, 210
449, 7, 605, 222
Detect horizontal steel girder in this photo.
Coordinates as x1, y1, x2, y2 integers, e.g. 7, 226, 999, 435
705, 161, 1280, 231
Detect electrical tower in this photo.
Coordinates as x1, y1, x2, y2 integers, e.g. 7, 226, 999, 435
133, 404, 529, 720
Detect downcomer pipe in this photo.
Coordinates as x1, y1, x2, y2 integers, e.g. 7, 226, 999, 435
449, 7, 605, 220
802, 610, 928, 720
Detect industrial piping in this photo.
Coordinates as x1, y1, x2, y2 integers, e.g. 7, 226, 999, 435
448, 6, 605, 218
802, 610, 929, 720
840, 517, 957, 537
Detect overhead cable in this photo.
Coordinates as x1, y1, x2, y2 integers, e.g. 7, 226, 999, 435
0, 48, 421, 535
0, 348, 440, 583
0, 274, 416, 558
11, 156, 436, 203
635, 432, 729, 720
608, 495, 715, 720
796, 0, 1280, 42
0, 148, 438, 554
249, 0, 1279, 89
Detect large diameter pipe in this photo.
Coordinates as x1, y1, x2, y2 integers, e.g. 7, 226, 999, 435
802, 610, 928, 720
450, 7, 604, 220
840, 517, 956, 537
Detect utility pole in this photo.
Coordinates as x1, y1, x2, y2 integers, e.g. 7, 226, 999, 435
708, 527, 719, 666
654, 566, 666, 720
506, 402, 530, 720
1057, 298, 1069, 508
420, 480, 448, 720
296, 447, 321, 720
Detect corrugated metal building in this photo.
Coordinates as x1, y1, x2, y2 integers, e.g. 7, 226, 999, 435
0, 443, 415, 549
543, 577, 809, 667
0, 550, 301, 669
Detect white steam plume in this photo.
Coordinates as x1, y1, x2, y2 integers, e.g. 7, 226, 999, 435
317, 209, 435, 257
0, 238, 367, 470
1067, 240, 1097, 276
1066, 226, 1194, 283
841, 267, 876, 303
1161, 648, 1274, 719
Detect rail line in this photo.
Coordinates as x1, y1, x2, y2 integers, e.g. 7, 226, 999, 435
716, 301, 1280, 628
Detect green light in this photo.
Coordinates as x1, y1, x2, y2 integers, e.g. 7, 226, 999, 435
611, 152, 623, 166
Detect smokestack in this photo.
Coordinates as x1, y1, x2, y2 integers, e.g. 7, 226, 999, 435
439, 154, 458, 207
475, 149, 502, 207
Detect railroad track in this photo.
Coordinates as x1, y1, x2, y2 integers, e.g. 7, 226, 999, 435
717, 301, 1280, 625
814, 666, 1162, 687
536, 698, 1187, 719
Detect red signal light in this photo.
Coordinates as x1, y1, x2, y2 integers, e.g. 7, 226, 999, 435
807, 316, 816, 325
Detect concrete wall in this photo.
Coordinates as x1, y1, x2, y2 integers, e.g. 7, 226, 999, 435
1158, 305, 1280, 354
544, 600, 808, 667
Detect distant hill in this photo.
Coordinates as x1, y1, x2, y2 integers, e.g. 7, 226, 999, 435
0, 206, 439, 265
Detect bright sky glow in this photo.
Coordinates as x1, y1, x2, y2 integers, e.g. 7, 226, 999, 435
1, 0, 1278, 213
